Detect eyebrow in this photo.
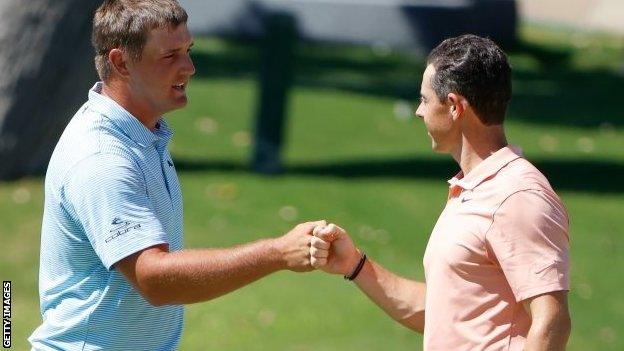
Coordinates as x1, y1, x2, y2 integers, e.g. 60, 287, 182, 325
163, 42, 194, 54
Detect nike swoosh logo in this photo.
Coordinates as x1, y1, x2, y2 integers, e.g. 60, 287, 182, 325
461, 198, 472, 203
533, 261, 559, 274
111, 218, 123, 225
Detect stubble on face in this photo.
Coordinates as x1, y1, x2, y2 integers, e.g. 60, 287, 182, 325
128, 24, 195, 119
415, 65, 457, 153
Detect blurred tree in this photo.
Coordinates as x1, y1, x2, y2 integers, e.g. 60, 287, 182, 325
0, 0, 101, 180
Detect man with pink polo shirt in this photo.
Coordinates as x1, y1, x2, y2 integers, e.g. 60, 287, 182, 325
310, 34, 571, 350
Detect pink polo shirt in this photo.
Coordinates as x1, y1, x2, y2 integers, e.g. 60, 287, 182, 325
423, 146, 570, 350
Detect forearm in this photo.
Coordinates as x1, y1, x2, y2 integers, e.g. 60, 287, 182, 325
137, 238, 284, 305
353, 259, 426, 333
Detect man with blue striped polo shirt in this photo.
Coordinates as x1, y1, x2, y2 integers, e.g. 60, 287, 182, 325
30, 1, 323, 350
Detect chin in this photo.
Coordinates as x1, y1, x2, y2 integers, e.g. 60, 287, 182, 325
176, 99, 188, 109
168, 97, 188, 111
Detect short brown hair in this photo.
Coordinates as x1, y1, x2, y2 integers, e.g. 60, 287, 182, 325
92, 0, 188, 81
427, 34, 512, 125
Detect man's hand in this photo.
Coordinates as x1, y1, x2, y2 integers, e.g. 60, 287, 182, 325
274, 220, 326, 272
310, 223, 360, 275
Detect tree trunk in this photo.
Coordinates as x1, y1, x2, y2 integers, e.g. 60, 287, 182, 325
0, 0, 102, 180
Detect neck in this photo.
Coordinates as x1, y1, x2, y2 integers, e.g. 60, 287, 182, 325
101, 81, 160, 131
450, 123, 508, 176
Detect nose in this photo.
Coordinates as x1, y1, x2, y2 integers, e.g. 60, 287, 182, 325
415, 104, 424, 119
184, 54, 195, 76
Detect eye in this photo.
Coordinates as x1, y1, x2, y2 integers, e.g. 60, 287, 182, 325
164, 53, 175, 59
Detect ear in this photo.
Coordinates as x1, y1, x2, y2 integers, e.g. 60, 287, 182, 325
108, 48, 130, 79
447, 93, 467, 121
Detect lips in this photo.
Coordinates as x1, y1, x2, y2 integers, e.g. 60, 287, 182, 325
172, 82, 186, 92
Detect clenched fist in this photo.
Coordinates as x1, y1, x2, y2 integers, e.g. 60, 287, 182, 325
310, 223, 361, 275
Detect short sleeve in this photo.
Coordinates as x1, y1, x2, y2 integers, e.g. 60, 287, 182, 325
485, 189, 570, 302
62, 153, 169, 270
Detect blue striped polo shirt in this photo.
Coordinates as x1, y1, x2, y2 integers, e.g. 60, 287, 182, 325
29, 82, 185, 350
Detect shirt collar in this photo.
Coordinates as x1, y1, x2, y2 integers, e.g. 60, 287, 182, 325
448, 145, 523, 191
87, 82, 172, 148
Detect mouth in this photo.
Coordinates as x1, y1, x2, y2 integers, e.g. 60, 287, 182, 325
172, 82, 186, 92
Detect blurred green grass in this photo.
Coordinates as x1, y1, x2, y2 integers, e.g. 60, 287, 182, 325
1, 25, 623, 350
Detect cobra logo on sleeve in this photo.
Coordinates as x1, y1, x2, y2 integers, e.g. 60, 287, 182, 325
105, 217, 142, 243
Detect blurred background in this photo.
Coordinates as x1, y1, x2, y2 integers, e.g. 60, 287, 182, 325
0, 0, 622, 349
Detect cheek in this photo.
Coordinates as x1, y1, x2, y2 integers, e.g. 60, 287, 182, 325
425, 109, 443, 125
135, 68, 160, 86
427, 112, 454, 133
144, 62, 171, 83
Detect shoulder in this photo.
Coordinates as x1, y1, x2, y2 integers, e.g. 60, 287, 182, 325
50, 108, 144, 183
64, 152, 144, 190
497, 188, 567, 222
499, 157, 554, 193
483, 159, 569, 239
483, 157, 564, 209
488, 188, 569, 243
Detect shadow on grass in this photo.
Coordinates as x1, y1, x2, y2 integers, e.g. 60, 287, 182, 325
174, 157, 624, 194
190, 37, 624, 127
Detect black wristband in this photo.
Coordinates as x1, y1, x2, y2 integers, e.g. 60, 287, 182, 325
344, 252, 367, 281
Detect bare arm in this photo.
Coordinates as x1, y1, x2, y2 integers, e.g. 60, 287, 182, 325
352, 258, 426, 333
522, 291, 571, 351
311, 224, 426, 333
116, 221, 323, 306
